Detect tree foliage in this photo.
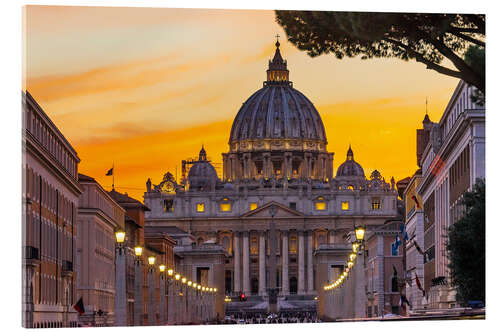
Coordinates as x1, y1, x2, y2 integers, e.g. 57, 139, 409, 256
275, 12, 485, 94
446, 178, 485, 306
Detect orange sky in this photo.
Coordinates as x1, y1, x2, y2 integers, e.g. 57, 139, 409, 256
24, 5, 460, 201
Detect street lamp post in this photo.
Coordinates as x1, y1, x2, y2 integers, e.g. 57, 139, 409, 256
167, 269, 174, 325
174, 274, 181, 323
181, 277, 187, 324
147, 256, 156, 326
158, 265, 166, 325
114, 230, 127, 326
133, 246, 143, 326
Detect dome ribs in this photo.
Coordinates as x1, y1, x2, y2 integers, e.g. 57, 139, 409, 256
265, 86, 277, 138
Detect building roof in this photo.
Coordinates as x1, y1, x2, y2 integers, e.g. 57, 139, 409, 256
78, 173, 97, 183
107, 189, 151, 211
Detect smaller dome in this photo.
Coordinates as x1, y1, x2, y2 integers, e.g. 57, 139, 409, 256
336, 146, 365, 178
188, 146, 218, 191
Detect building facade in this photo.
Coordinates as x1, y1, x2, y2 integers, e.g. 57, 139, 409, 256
76, 174, 126, 326
144, 41, 399, 316
415, 81, 485, 309
22, 91, 82, 328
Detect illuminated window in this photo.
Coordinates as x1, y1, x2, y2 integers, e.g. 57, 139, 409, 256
347, 185, 354, 190
371, 197, 381, 210
250, 202, 258, 211
315, 197, 327, 211
163, 199, 174, 213
196, 203, 205, 212
250, 237, 258, 255
220, 198, 231, 212
341, 201, 349, 211
290, 236, 297, 254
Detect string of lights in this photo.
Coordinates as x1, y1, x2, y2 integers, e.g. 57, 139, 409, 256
323, 226, 365, 291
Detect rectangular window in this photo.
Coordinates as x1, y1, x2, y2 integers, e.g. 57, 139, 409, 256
315, 201, 326, 211
250, 202, 258, 211
371, 197, 381, 210
196, 203, 205, 212
341, 201, 349, 210
220, 202, 231, 212
289, 202, 297, 210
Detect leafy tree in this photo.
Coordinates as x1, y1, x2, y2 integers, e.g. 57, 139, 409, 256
275, 12, 485, 94
446, 178, 485, 306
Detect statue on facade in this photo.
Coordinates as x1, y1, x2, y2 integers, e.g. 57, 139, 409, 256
146, 178, 151, 192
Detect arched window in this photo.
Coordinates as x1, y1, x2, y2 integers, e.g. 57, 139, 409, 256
197, 237, 204, 246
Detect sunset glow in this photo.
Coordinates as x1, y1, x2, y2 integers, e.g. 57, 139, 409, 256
24, 6, 460, 200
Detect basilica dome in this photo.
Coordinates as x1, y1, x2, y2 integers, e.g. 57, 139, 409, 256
229, 40, 327, 149
188, 146, 218, 191
336, 146, 365, 178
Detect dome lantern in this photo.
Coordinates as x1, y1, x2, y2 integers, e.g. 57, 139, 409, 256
265, 34, 290, 86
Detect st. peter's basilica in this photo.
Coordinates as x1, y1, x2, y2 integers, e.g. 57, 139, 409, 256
143, 39, 399, 314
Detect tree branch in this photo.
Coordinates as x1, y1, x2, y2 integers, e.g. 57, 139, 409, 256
382, 37, 463, 79
448, 29, 485, 47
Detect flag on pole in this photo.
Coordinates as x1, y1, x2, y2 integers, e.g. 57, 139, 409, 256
105, 167, 113, 176
415, 273, 425, 297
73, 297, 85, 316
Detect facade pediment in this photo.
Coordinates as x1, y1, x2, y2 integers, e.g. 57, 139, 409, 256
240, 201, 304, 218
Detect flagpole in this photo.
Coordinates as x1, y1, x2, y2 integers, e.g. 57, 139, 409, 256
112, 161, 115, 190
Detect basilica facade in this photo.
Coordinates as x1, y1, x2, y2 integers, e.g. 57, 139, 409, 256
144, 41, 399, 314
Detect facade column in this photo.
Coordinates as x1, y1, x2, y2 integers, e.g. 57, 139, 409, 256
114, 246, 127, 326
259, 231, 267, 295
134, 259, 143, 326
298, 231, 305, 294
307, 231, 314, 293
233, 232, 241, 293
281, 230, 289, 295
242, 231, 250, 294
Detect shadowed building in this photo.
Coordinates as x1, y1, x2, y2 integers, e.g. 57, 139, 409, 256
22, 91, 82, 328
144, 40, 399, 318
76, 174, 125, 326
414, 81, 485, 310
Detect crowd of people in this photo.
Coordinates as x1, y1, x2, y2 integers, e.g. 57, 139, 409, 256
221, 311, 319, 324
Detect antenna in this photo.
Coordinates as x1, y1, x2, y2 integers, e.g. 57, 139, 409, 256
426, 97, 428, 115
